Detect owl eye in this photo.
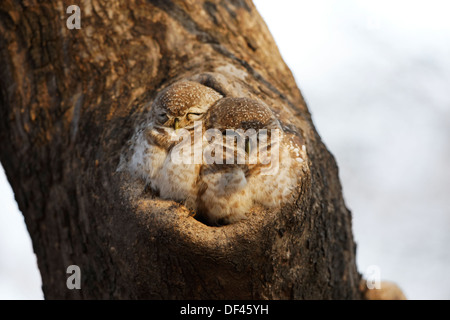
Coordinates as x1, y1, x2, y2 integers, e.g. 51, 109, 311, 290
157, 113, 169, 124
186, 112, 203, 121
221, 129, 235, 137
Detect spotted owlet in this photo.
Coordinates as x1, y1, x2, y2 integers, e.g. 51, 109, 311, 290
122, 83, 305, 226
126, 80, 222, 204
196, 97, 305, 225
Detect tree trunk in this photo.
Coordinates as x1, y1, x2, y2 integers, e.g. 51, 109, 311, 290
0, 0, 362, 299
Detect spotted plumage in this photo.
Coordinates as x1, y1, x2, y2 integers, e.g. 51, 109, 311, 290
125, 80, 222, 202
196, 97, 304, 225
121, 85, 306, 226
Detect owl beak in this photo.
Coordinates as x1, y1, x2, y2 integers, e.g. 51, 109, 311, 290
174, 118, 180, 132
245, 138, 250, 154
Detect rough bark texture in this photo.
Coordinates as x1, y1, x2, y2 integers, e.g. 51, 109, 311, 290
0, 0, 362, 299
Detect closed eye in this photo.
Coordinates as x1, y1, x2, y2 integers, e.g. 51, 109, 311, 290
187, 112, 204, 121
157, 113, 168, 124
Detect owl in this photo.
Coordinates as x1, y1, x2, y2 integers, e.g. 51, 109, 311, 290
196, 97, 305, 225
147, 80, 223, 147
128, 80, 222, 202
123, 82, 305, 226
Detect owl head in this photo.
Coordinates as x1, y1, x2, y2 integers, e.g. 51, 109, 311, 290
203, 97, 281, 166
151, 80, 223, 131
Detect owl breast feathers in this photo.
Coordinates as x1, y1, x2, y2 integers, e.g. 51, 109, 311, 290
122, 80, 306, 225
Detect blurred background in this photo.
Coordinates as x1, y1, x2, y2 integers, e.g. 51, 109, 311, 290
1, 0, 449, 299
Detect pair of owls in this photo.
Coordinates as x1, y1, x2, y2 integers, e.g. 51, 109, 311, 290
129, 80, 305, 225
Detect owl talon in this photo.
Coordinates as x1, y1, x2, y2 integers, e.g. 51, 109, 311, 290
188, 210, 197, 218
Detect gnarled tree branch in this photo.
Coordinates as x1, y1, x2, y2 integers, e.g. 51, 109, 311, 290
0, 0, 362, 299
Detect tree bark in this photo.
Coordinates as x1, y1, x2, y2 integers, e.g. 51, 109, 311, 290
0, 0, 362, 299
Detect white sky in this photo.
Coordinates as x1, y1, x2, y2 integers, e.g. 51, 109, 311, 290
255, 0, 450, 299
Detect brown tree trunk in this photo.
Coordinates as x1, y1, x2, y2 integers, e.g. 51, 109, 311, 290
0, 0, 362, 299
